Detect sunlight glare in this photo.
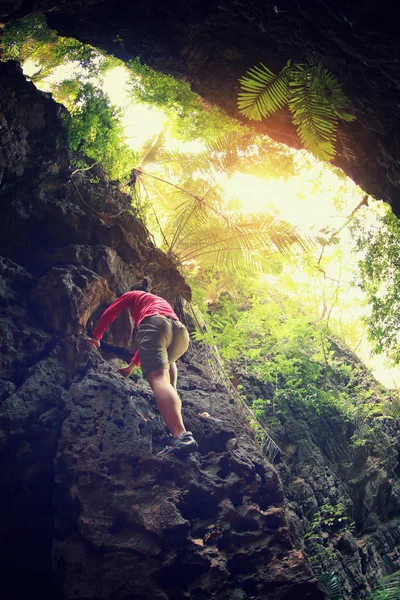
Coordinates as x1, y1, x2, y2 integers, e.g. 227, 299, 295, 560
223, 167, 361, 233
102, 67, 167, 150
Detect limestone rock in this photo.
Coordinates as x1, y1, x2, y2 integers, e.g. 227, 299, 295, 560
31, 265, 114, 336
0, 256, 54, 383
0, 62, 326, 600
44, 244, 140, 296
52, 357, 325, 600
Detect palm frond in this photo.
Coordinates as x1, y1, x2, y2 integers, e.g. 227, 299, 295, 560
153, 130, 255, 178
315, 66, 355, 122
288, 62, 339, 161
205, 130, 252, 174
159, 179, 226, 254
176, 211, 311, 272
171, 178, 225, 215
372, 571, 400, 600
149, 147, 214, 178
137, 130, 167, 168
238, 62, 290, 121
319, 572, 342, 600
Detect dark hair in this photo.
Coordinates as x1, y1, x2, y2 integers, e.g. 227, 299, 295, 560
130, 278, 150, 292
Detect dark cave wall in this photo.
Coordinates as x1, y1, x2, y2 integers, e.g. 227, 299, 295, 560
2, 0, 400, 213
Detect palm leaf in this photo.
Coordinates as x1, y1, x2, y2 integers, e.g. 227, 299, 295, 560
176, 211, 311, 272
288, 62, 339, 161
315, 66, 355, 122
137, 130, 167, 168
152, 131, 255, 178
138, 163, 312, 270
148, 147, 214, 178
205, 130, 253, 173
238, 62, 290, 121
372, 571, 400, 600
134, 129, 312, 275
319, 572, 342, 600
154, 178, 225, 254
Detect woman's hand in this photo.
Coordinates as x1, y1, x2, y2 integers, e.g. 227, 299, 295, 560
86, 338, 100, 348
118, 364, 135, 378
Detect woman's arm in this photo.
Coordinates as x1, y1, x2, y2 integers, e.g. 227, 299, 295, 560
92, 293, 134, 340
130, 349, 140, 365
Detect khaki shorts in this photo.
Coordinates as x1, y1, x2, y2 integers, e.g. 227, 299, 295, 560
136, 316, 189, 378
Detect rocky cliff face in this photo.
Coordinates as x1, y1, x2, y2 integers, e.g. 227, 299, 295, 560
239, 337, 400, 598
0, 61, 326, 600
2, 0, 400, 215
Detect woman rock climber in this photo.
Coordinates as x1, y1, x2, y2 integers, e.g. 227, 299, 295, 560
86, 279, 198, 457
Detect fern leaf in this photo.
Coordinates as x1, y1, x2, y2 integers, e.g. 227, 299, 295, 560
315, 64, 355, 122
288, 63, 338, 161
238, 63, 290, 121
319, 572, 342, 600
337, 111, 356, 122
205, 130, 244, 173
149, 148, 213, 178
372, 570, 400, 600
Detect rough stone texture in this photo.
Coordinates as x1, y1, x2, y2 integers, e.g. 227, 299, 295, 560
0, 256, 55, 383
2, 0, 400, 212
44, 245, 139, 296
0, 59, 67, 186
0, 60, 327, 599
0, 63, 188, 296
31, 265, 114, 336
51, 358, 324, 600
239, 339, 400, 598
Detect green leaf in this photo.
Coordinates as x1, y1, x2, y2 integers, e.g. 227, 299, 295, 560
238, 63, 290, 120
319, 571, 342, 600
288, 62, 339, 161
372, 570, 400, 599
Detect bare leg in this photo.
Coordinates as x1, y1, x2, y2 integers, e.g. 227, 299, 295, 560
146, 367, 186, 438
169, 362, 178, 390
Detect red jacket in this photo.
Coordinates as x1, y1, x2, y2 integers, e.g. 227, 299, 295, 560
92, 291, 178, 365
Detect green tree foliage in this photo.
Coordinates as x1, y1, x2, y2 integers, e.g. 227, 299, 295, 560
238, 60, 355, 161
54, 78, 82, 110
129, 131, 309, 273
353, 205, 400, 363
1, 14, 54, 60
149, 129, 296, 180
190, 268, 391, 429
306, 503, 354, 536
193, 284, 355, 417
128, 57, 241, 142
65, 83, 138, 180
1, 14, 97, 81
1, 15, 136, 180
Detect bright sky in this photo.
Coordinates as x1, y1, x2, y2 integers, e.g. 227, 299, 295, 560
23, 59, 400, 388
102, 66, 167, 147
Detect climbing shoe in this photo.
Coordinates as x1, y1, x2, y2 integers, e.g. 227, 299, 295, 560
157, 431, 198, 457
